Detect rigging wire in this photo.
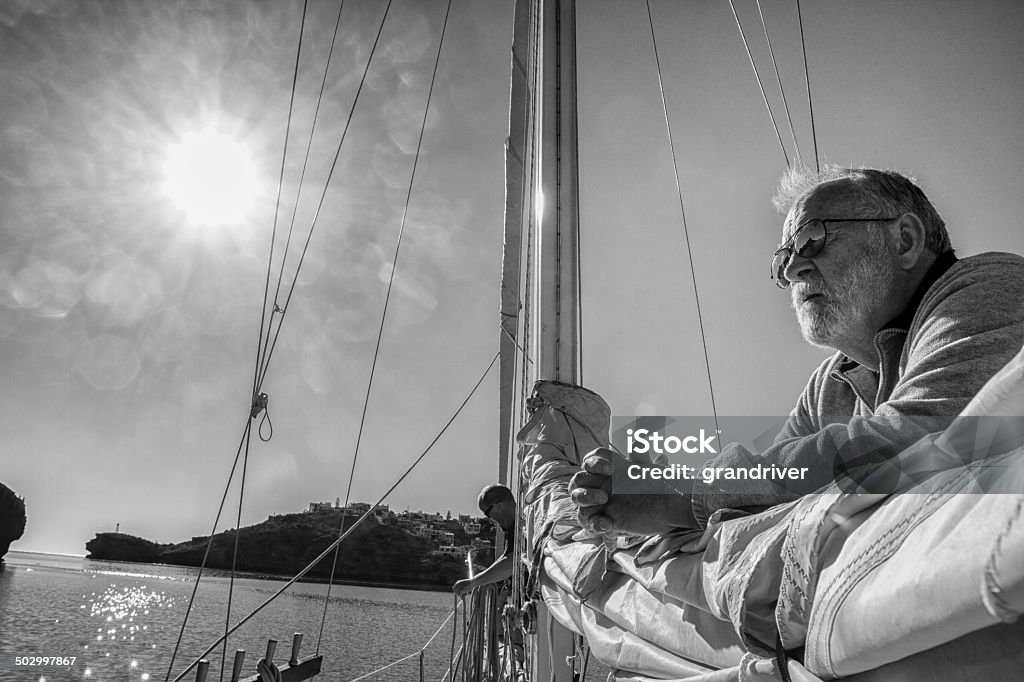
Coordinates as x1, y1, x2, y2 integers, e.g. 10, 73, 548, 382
755, 0, 802, 164
167, 351, 500, 682
164, 421, 257, 682
314, 0, 455, 654
726, 0, 791, 168
644, 0, 721, 437
163, 2, 321, 677
254, 0, 396, 393
266, 0, 349, 344
796, 0, 820, 172
220, 427, 253, 682
501, 324, 534, 368
252, 0, 312, 405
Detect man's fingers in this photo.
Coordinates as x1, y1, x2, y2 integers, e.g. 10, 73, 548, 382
577, 506, 613, 533
569, 471, 606, 490
582, 450, 615, 476
570, 486, 608, 507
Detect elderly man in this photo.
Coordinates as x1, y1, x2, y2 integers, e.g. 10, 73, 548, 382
453, 484, 517, 597
571, 166, 1024, 535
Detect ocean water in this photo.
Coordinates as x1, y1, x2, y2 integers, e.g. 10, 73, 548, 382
0, 551, 465, 682
0, 552, 609, 682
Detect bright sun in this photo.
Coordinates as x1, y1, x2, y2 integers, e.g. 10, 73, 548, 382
162, 128, 258, 226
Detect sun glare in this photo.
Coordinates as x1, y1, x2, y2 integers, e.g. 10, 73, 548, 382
162, 129, 258, 227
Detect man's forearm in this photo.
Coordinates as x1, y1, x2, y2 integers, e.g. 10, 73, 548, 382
468, 555, 513, 589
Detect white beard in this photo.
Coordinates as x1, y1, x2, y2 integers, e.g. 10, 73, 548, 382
792, 240, 900, 350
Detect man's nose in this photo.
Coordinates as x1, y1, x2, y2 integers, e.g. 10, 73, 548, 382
783, 251, 816, 284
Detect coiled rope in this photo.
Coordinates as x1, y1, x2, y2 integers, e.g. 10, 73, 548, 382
446, 584, 511, 682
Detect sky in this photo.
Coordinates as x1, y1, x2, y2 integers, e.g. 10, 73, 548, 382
2, 0, 1024, 557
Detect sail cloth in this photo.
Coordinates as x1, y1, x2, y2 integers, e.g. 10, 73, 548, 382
517, 346, 1024, 681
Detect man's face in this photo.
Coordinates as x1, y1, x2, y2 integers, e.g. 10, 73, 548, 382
486, 498, 515, 532
781, 185, 900, 350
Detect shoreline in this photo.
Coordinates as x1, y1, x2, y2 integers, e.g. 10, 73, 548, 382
6, 550, 459, 593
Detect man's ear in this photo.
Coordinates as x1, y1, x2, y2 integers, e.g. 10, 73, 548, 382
894, 212, 928, 269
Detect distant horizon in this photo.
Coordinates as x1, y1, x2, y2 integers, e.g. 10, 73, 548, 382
6, 548, 87, 558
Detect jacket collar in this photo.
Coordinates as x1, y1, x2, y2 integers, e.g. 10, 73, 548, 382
831, 249, 958, 376
879, 249, 959, 332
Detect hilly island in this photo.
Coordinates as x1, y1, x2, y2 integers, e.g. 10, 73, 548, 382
86, 504, 495, 590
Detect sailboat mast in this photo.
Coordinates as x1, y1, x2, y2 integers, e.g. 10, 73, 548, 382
499, 1, 582, 680
500, 0, 581, 485
533, 0, 581, 385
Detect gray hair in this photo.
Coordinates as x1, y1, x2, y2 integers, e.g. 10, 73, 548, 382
773, 164, 952, 254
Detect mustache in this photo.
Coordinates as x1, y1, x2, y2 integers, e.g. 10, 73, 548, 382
791, 277, 829, 301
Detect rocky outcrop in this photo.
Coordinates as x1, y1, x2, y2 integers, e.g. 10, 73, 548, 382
86, 510, 478, 589
0, 483, 27, 562
86, 533, 170, 563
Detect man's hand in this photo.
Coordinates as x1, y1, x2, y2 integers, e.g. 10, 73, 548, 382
453, 578, 474, 598
569, 448, 698, 536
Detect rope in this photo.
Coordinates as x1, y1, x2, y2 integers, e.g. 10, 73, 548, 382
452, 584, 503, 681
167, 352, 499, 682
755, 0, 802, 164
644, 0, 721, 438
797, 0, 820, 172
316, 0, 454, 653
441, 642, 466, 682
726, 0, 791, 167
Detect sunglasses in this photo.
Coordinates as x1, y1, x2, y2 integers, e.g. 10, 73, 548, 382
770, 217, 897, 288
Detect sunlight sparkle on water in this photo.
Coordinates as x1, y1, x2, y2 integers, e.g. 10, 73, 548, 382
162, 128, 258, 226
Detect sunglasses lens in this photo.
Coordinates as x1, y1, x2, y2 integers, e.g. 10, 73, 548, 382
772, 220, 829, 287
793, 220, 827, 258
772, 250, 791, 287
